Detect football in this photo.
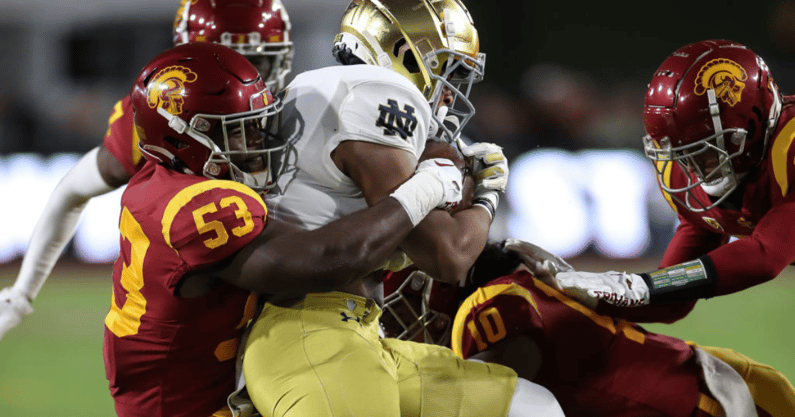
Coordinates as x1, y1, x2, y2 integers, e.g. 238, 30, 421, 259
419, 139, 474, 213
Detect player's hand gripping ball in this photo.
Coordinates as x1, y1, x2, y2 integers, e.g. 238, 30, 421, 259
420, 139, 474, 214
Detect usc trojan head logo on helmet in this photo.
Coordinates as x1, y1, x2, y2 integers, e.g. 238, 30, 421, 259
693, 58, 747, 106
146, 65, 198, 115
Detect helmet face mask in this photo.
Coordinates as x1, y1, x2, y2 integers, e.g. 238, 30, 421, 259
642, 39, 782, 212
198, 107, 287, 192
426, 50, 485, 143
333, 0, 485, 143
132, 42, 286, 193
381, 269, 458, 346
173, 0, 294, 91
644, 128, 747, 211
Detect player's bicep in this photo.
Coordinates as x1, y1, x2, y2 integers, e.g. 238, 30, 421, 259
333, 139, 417, 205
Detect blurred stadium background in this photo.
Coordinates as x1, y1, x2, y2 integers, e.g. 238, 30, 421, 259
1, 0, 794, 415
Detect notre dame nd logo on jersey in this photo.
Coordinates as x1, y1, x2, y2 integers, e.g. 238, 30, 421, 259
693, 58, 747, 107
146, 65, 198, 115
376, 99, 418, 139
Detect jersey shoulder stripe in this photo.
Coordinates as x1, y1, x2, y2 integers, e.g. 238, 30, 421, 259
161, 179, 267, 252
452, 280, 541, 358
770, 116, 795, 197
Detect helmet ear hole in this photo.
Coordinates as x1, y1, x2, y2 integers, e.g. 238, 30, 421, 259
164, 136, 189, 149
750, 107, 764, 130
393, 39, 420, 73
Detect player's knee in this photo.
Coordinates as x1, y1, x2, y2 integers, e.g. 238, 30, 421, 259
507, 377, 565, 417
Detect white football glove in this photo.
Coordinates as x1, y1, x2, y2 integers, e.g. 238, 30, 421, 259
460, 142, 509, 193
554, 271, 650, 309
0, 286, 33, 340
391, 158, 463, 225
503, 239, 574, 287
459, 142, 509, 219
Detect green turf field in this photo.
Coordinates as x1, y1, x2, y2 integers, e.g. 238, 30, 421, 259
0, 261, 793, 416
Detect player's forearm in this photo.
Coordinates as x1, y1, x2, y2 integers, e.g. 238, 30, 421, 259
614, 235, 786, 309
227, 198, 415, 293
596, 301, 698, 324
400, 207, 491, 284
298, 197, 416, 283
16, 147, 114, 299
660, 206, 795, 297
707, 237, 790, 295
659, 219, 725, 268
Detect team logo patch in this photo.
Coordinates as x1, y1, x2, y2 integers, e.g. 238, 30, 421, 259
702, 217, 724, 231
146, 65, 198, 115
737, 217, 754, 229
376, 99, 418, 139
694, 58, 747, 107
340, 312, 361, 323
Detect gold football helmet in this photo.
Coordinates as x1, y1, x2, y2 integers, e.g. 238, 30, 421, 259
333, 0, 486, 143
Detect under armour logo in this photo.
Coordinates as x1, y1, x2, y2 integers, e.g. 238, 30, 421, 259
376, 99, 418, 139
340, 312, 361, 323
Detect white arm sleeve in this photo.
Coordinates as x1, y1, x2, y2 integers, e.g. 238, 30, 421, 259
13, 147, 115, 300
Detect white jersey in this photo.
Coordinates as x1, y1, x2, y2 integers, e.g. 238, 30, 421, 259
267, 65, 431, 231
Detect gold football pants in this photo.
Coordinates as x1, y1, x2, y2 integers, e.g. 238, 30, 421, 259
243, 291, 517, 417
691, 343, 795, 416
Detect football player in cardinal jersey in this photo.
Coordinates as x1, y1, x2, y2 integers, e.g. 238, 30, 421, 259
103, 42, 464, 417
0, 0, 294, 340
547, 40, 795, 323
240, 1, 563, 417
382, 241, 795, 417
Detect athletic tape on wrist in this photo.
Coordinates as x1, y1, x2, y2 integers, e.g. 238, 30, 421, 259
641, 256, 718, 304
389, 170, 443, 226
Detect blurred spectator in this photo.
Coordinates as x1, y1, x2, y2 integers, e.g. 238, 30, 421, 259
518, 63, 598, 152
465, 84, 525, 160
0, 89, 38, 153
587, 82, 647, 151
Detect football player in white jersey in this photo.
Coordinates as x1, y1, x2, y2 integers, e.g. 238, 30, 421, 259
242, 1, 565, 416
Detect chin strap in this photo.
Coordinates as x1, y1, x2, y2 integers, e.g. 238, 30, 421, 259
707, 89, 733, 181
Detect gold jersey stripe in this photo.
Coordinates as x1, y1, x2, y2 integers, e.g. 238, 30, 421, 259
659, 159, 677, 213
772, 118, 795, 197
131, 119, 142, 166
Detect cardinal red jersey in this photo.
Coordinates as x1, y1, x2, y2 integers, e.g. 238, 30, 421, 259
650, 98, 795, 303
452, 271, 701, 417
103, 95, 146, 176
103, 161, 266, 417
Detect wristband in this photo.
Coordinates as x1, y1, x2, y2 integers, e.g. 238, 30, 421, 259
473, 198, 496, 220
472, 190, 499, 221
640, 256, 718, 304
